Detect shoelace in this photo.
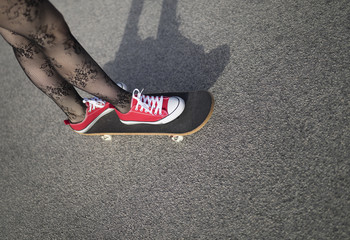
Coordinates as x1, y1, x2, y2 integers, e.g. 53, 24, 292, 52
83, 97, 106, 112
132, 89, 163, 115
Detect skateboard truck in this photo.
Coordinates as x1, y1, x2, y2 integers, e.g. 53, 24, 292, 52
101, 135, 112, 141
170, 135, 184, 142
100, 134, 184, 142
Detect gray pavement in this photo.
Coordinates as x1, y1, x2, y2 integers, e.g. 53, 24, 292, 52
1, 0, 349, 239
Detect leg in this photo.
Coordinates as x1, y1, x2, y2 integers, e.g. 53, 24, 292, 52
0, 0, 131, 113
0, 0, 185, 129
0, 27, 87, 123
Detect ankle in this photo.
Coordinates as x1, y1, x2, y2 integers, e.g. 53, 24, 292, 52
69, 113, 85, 124
68, 106, 87, 124
113, 91, 132, 113
115, 104, 131, 114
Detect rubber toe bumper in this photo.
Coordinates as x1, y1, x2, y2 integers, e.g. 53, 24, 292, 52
167, 96, 185, 119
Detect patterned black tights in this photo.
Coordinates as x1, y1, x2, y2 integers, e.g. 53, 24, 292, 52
0, 0, 131, 123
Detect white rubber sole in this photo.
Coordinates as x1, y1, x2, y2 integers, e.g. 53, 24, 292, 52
117, 82, 128, 91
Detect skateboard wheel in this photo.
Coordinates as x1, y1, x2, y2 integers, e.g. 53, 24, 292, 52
101, 135, 112, 141
171, 135, 183, 142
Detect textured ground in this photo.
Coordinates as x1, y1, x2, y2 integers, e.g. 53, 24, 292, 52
1, 0, 349, 239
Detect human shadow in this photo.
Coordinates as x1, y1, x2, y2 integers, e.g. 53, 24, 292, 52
104, 0, 230, 93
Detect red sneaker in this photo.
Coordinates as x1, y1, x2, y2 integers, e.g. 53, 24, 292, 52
64, 97, 114, 133
115, 89, 185, 125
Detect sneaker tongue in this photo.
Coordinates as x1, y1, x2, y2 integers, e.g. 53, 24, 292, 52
131, 97, 138, 107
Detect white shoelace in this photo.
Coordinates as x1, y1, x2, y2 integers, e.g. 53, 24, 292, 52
83, 97, 106, 112
132, 89, 163, 115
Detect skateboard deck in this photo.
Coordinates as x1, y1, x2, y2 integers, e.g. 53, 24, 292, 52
80, 91, 214, 140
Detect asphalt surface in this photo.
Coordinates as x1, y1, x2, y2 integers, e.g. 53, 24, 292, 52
1, 0, 349, 239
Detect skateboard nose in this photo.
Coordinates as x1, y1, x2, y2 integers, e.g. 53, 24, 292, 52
167, 96, 185, 115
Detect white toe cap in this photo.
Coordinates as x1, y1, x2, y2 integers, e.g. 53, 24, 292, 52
167, 97, 185, 115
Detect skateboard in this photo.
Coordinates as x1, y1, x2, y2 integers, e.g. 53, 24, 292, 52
79, 91, 214, 142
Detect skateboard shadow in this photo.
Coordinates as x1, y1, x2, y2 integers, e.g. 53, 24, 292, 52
104, 0, 230, 93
